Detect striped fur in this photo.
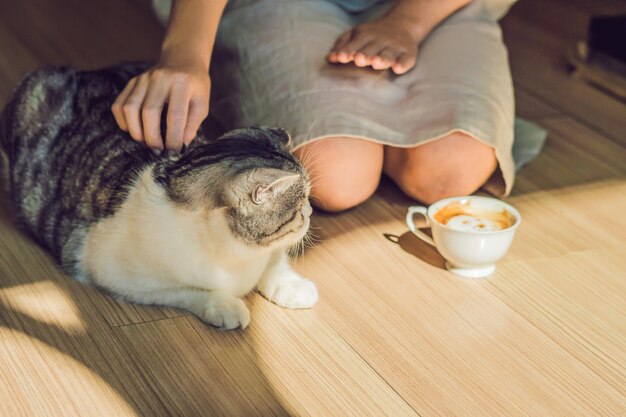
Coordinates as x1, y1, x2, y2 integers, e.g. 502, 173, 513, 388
0, 64, 155, 273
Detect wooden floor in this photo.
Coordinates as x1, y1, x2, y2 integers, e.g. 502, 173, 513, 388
1, 0, 625, 416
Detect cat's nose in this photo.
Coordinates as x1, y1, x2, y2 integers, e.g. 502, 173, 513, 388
301, 202, 313, 217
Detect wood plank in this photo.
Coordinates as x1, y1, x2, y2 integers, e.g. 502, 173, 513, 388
0, 207, 170, 417
91, 291, 188, 327
117, 306, 418, 417
0, 327, 137, 417
489, 245, 626, 394
504, 179, 626, 263
515, 87, 561, 120
294, 208, 625, 416
297, 181, 623, 416
507, 0, 626, 42
117, 316, 291, 417
0, 0, 163, 106
0, 21, 39, 102
288, 111, 626, 415
512, 117, 626, 196
286, 113, 626, 416
502, 0, 626, 145
1, 0, 625, 415
560, 0, 626, 15
503, 117, 626, 261
246, 294, 418, 417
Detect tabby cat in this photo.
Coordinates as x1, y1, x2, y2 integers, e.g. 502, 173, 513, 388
0, 64, 317, 330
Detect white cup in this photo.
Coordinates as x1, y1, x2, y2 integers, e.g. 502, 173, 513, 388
406, 196, 521, 278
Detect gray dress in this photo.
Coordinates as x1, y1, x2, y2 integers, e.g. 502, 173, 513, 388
153, 0, 545, 196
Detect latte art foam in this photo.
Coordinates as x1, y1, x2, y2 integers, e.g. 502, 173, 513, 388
434, 201, 515, 232
445, 215, 503, 232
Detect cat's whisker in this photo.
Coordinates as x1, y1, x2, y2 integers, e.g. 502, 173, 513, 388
302, 232, 320, 250
306, 231, 321, 242
307, 173, 333, 190
306, 228, 321, 240
295, 134, 325, 173
303, 117, 322, 143
302, 140, 325, 167
302, 152, 328, 174
297, 148, 317, 175
290, 236, 308, 258
302, 162, 329, 181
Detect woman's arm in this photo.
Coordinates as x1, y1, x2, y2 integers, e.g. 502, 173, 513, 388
328, 0, 472, 74
112, 0, 227, 154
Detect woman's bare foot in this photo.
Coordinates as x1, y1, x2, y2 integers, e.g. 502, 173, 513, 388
326, 16, 422, 75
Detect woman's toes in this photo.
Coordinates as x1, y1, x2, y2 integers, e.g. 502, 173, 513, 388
371, 56, 390, 70
337, 51, 352, 63
378, 49, 400, 70
392, 52, 418, 75
391, 62, 409, 75
354, 52, 369, 67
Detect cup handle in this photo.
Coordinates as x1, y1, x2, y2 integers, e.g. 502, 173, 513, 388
406, 206, 436, 246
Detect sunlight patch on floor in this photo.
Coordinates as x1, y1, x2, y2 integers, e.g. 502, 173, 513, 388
1, 281, 86, 332
0, 327, 137, 417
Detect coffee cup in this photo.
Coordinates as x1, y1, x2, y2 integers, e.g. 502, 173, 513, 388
406, 196, 521, 278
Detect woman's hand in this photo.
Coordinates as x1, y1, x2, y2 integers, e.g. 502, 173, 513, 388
327, 16, 422, 75
111, 59, 211, 154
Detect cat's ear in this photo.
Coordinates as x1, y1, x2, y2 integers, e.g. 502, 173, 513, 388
258, 127, 291, 145
252, 174, 300, 204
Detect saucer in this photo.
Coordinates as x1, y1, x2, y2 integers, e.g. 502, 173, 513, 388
445, 262, 496, 279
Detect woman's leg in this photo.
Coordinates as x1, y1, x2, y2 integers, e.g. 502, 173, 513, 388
294, 137, 384, 212
383, 132, 498, 205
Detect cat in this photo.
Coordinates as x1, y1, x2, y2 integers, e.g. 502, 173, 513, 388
0, 63, 317, 330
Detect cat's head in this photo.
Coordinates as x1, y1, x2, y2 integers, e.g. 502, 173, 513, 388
154, 127, 311, 248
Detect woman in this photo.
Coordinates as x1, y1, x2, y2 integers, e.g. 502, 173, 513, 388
112, 0, 517, 211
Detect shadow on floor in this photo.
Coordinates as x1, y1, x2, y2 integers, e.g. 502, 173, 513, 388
384, 231, 446, 270
0, 186, 294, 416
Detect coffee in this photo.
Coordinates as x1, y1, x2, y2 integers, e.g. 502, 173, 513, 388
407, 196, 522, 278
433, 200, 516, 232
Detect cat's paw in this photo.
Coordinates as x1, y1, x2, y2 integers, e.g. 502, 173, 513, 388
203, 293, 250, 330
266, 278, 318, 309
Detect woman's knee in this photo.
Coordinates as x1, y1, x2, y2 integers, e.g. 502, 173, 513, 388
294, 137, 384, 212
384, 132, 498, 204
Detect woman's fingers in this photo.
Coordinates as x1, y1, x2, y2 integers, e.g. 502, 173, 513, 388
122, 75, 150, 141
183, 98, 209, 145
111, 64, 212, 154
165, 82, 191, 153
141, 78, 170, 152
111, 77, 137, 132
391, 50, 418, 75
